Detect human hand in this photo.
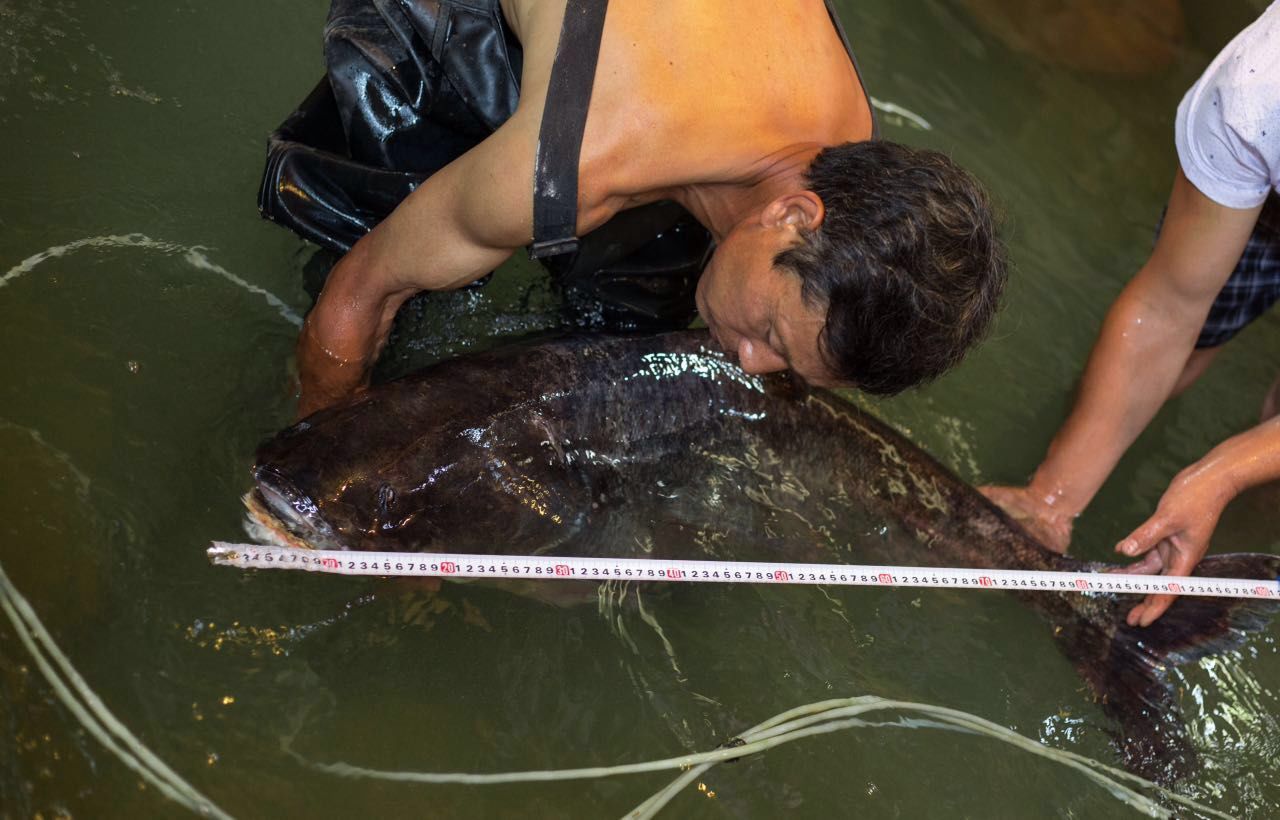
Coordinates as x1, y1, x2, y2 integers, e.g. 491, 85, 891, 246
1115, 464, 1234, 627
979, 484, 1074, 553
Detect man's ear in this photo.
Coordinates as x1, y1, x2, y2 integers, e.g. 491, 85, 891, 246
760, 191, 825, 232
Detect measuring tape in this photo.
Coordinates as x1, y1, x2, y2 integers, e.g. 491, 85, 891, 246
208, 543, 1280, 600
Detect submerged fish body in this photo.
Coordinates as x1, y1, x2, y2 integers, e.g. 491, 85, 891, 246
251, 330, 1279, 782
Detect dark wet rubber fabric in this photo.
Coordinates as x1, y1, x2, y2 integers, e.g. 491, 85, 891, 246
258, 0, 711, 331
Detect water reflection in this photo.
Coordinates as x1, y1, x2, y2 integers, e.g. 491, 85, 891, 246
1171, 644, 1280, 810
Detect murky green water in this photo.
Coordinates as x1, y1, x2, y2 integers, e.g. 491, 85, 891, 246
3, 1, 1280, 817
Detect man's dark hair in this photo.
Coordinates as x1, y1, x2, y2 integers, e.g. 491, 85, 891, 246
774, 140, 1008, 394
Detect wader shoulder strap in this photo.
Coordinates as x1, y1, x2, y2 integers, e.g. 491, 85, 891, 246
529, 0, 609, 259
823, 0, 879, 139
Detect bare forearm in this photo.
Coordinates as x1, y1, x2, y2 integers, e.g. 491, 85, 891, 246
1028, 283, 1201, 515
295, 243, 415, 417
1203, 416, 1280, 498
1116, 417, 1280, 560
1115, 415, 1280, 627
1026, 169, 1263, 519
294, 314, 378, 418
289, 114, 541, 418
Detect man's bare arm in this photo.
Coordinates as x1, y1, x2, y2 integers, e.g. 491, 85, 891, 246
295, 120, 537, 417
982, 168, 1263, 545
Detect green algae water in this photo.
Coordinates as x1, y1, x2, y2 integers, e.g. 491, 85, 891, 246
3, 1, 1280, 816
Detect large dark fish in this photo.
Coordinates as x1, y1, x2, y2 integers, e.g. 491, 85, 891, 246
249, 330, 1279, 783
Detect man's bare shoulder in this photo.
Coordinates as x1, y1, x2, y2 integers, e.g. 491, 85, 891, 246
505, 0, 869, 142
587, 0, 872, 199
496, 0, 874, 234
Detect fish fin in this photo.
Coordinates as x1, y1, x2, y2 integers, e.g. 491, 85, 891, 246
1058, 551, 1280, 783
1144, 552, 1280, 663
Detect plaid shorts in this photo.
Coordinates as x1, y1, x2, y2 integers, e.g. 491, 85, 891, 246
1193, 190, 1280, 348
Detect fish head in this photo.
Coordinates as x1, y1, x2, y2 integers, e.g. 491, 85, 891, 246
244, 385, 555, 553
245, 460, 348, 550
244, 390, 454, 550
242, 331, 750, 555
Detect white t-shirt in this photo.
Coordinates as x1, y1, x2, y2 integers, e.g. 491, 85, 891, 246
1175, 1, 1280, 209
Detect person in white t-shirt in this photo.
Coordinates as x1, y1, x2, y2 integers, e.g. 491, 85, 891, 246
983, 2, 1280, 627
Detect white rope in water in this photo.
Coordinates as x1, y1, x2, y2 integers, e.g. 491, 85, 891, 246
870, 97, 933, 130
180, 246, 303, 327
0, 561, 233, 819
0, 232, 299, 816
289, 695, 1229, 819
0, 418, 93, 500
0, 233, 185, 286
1, 232, 303, 326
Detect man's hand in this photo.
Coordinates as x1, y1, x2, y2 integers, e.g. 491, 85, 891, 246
1118, 417, 1280, 626
1116, 462, 1234, 627
979, 485, 1075, 553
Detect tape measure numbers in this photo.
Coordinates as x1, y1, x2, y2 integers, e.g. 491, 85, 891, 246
208, 543, 1280, 600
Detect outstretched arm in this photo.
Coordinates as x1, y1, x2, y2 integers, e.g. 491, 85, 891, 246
1120, 417, 1280, 626
983, 169, 1262, 549
295, 119, 537, 418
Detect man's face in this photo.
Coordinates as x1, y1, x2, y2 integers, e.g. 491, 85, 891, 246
694, 224, 839, 387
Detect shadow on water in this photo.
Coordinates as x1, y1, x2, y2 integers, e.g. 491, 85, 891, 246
3, 0, 1280, 817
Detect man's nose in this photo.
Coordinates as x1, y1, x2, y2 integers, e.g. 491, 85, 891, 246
737, 338, 786, 374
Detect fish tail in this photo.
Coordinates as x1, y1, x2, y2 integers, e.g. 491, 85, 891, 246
1132, 552, 1280, 665
1057, 552, 1280, 783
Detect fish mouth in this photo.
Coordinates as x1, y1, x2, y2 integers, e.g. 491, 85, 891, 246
242, 467, 345, 550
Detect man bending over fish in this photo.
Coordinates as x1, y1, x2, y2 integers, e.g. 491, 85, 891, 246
259, 0, 1007, 417
986, 4, 1280, 628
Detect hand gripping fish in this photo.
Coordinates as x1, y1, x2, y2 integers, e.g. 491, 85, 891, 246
247, 330, 1280, 783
